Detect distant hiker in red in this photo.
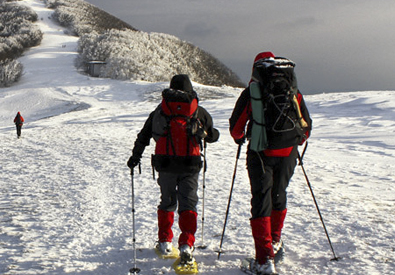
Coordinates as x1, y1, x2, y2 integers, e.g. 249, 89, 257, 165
229, 52, 312, 274
14, 112, 24, 138
127, 74, 219, 265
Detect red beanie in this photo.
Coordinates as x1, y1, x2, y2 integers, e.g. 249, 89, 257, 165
249, 52, 275, 84
253, 52, 275, 63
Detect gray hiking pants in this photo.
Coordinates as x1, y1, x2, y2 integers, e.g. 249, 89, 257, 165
157, 172, 199, 213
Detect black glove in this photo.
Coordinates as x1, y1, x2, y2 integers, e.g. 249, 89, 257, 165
127, 155, 140, 169
235, 135, 246, 145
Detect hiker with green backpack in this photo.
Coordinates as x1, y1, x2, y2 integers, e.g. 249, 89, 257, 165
229, 52, 312, 275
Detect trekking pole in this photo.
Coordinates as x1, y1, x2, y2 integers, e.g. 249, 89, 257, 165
217, 144, 242, 259
129, 164, 141, 274
198, 141, 208, 249
298, 143, 340, 261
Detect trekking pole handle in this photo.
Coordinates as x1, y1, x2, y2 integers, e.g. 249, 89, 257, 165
298, 141, 308, 165
130, 163, 142, 177
236, 143, 242, 160
203, 140, 207, 173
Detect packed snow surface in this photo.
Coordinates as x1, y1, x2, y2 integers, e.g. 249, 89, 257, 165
0, 0, 394, 274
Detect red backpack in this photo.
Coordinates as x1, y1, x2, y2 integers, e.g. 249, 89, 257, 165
152, 88, 202, 157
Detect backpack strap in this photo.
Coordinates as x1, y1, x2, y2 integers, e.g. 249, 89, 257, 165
249, 82, 268, 152
164, 114, 178, 156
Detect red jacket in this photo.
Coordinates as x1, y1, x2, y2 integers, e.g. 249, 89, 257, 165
14, 112, 24, 125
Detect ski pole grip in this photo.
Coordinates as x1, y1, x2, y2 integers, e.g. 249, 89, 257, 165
236, 144, 242, 159
301, 141, 308, 160
298, 141, 308, 165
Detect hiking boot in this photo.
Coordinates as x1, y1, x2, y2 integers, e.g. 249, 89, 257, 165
157, 242, 173, 255
272, 239, 283, 255
253, 257, 276, 274
179, 244, 194, 264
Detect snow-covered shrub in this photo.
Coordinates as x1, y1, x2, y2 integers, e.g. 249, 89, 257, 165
52, 6, 75, 28
0, 59, 23, 87
0, 37, 24, 60
45, 0, 135, 36
46, 0, 244, 87
0, 2, 42, 61
0, 3, 38, 22
77, 29, 244, 87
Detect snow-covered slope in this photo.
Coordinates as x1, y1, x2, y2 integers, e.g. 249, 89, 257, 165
0, 0, 394, 274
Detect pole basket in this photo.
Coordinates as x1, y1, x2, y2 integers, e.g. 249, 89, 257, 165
129, 267, 141, 274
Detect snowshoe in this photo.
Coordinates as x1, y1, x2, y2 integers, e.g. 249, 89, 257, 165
172, 245, 198, 274
240, 257, 278, 275
172, 257, 198, 274
154, 242, 179, 259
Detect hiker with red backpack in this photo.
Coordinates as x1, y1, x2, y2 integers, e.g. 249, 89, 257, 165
127, 74, 219, 270
14, 111, 24, 138
229, 52, 312, 275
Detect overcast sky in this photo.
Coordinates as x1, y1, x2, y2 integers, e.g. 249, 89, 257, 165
84, 0, 395, 94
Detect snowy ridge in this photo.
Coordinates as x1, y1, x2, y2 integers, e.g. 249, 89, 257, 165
0, 0, 394, 274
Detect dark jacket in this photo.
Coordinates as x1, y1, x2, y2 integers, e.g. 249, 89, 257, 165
132, 75, 219, 173
14, 112, 24, 126
133, 105, 219, 173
